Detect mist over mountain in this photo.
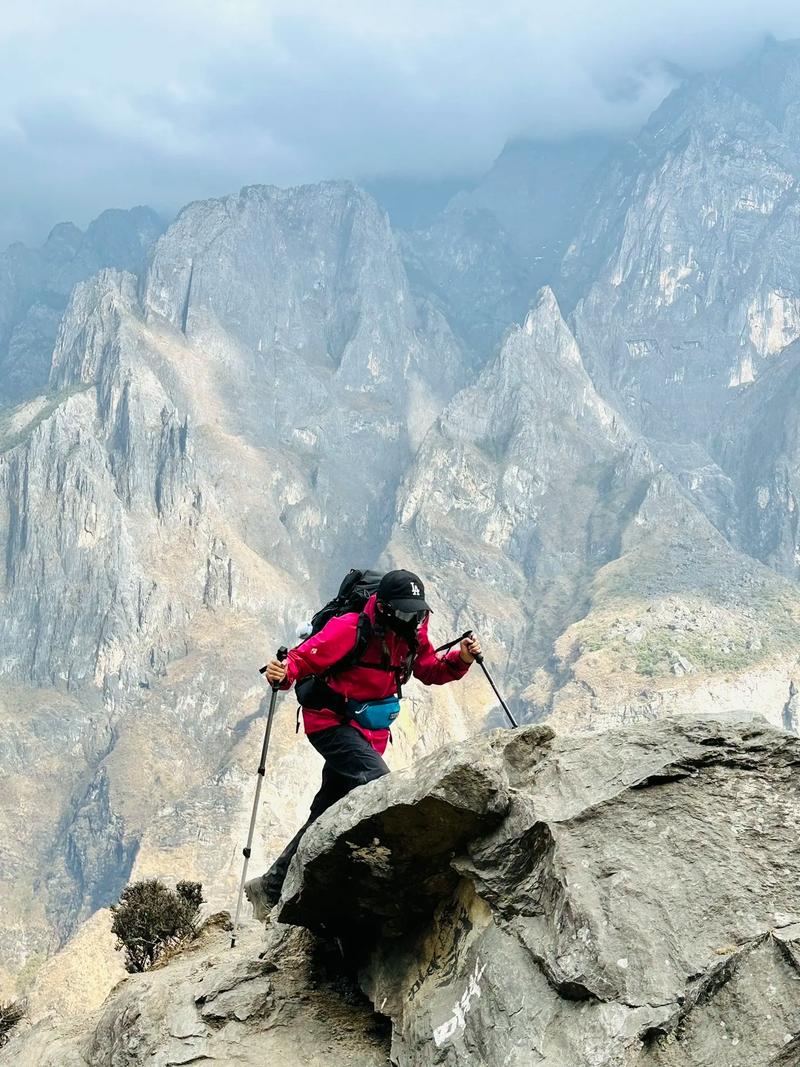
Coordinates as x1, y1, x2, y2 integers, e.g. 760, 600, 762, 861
11, 4, 800, 249
3, 32, 800, 1065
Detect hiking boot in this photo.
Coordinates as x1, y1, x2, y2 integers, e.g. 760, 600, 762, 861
245, 875, 278, 922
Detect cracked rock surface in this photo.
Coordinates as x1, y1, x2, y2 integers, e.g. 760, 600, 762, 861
280, 715, 800, 1065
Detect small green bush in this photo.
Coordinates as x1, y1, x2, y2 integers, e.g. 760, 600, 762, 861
0, 999, 25, 1048
110, 879, 205, 973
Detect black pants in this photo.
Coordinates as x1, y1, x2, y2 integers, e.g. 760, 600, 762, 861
262, 724, 389, 903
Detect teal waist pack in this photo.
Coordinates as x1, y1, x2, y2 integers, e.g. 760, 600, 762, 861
346, 696, 401, 730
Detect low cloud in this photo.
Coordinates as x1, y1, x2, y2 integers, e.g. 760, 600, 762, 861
4, 0, 800, 245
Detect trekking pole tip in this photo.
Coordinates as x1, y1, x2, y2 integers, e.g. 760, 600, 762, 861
466, 630, 517, 728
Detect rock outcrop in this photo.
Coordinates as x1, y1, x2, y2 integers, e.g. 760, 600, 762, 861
279, 715, 800, 1065
6, 715, 799, 1066
3, 917, 390, 1066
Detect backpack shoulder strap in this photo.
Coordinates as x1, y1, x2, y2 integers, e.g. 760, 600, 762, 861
326, 614, 418, 698
395, 633, 418, 698
326, 612, 374, 677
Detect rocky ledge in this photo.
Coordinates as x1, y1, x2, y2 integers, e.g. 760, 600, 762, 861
5, 715, 800, 1066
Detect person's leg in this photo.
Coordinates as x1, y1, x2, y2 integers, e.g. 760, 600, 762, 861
254, 725, 389, 910
259, 759, 350, 903
307, 723, 390, 787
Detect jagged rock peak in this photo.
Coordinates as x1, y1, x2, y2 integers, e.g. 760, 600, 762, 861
81, 206, 164, 271
4, 205, 163, 264
727, 35, 800, 125
50, 269, 140, 389
470, 285, 626, 447
0, 205, 164, 407
176, 177, 379, 216
520, 285, 582, 365
42, 221, 83, 256
143, 178, 406, 357
636, 37, 800, 153
151, 179, 388, 266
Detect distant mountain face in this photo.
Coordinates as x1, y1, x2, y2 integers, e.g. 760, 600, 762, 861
4, 38, 800, 1009
401, 137, 613, 358
0, 181, 471, 983
570, 56, 800, 382
569, 66, 800, 438
560, 38, 800, 579
0, 207, 163, 406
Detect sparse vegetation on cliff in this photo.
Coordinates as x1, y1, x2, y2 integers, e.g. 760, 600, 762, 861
0, 999, 24, 1049
110, 879, 205, 973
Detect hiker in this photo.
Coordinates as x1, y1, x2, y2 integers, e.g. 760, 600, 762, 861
245, 568, 481, 918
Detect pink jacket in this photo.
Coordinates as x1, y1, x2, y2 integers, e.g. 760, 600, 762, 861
280, 594, 470, 754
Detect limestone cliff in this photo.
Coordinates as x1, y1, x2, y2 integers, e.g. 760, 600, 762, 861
566, 38, 800, 579
0, 182, 472, 990
391, 287, 800, 734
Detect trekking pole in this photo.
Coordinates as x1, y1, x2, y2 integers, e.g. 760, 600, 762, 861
435, 630, 518, 729
230, 645, 288, 949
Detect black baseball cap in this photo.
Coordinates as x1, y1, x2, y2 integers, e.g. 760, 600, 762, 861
376, 569, 431, 613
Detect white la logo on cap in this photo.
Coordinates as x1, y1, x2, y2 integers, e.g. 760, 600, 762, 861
410, 582, 421, 596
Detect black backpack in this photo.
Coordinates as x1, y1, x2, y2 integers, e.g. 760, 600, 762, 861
294, 568, 416, 720
306, 568, 383, 638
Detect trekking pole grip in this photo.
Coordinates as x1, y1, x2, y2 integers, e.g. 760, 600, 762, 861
464, 630, 484, 665
259, 646, 289, 689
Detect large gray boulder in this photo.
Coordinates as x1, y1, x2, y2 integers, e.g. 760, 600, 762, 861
280, 716, 800, 1065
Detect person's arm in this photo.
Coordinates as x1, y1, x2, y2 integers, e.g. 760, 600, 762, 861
411, 618, 480, 686
263, 614, 359, 689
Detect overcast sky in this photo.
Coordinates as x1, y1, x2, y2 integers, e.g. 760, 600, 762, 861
4, 0, 800, 247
